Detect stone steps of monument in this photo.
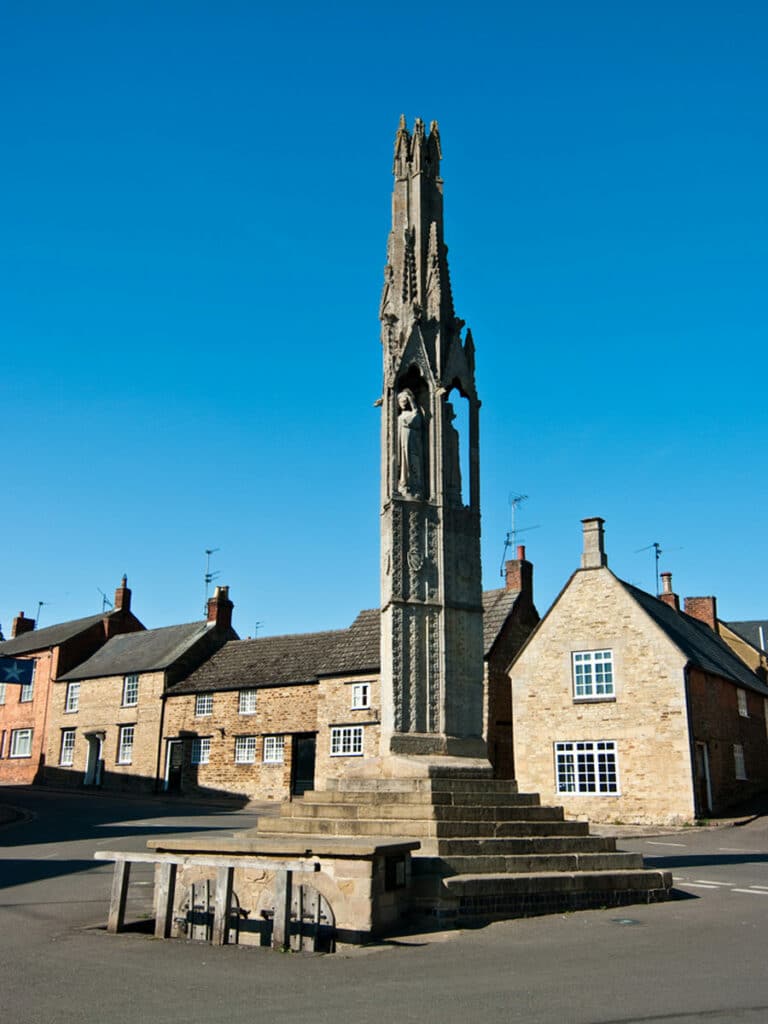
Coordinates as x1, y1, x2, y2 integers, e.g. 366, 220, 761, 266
435, 835, 616, 856
301, 788, 542, 808
327, 777, 526, 796
427, 851, 645, 875
280, 801, 570, 824
436, 868, 673, 921
256, 816, 600, 844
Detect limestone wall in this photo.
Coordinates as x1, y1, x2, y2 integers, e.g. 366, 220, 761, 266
315, 674, 381, 786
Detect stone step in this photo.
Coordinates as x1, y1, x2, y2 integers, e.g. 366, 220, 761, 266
327, 777, 528, 796
434, 852, 645, 874
435, 835, 616, 857
304, 787, 541, 807
280, 802, 569, 824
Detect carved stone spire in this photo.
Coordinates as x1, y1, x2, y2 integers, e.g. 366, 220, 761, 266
378, 118, 486, 765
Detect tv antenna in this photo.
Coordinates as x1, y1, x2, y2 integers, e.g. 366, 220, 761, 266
204, 547, 221, 607
254, 621, 263, 638
97, 587, 113, 612
635, 541, 682, 596
36, 601, 48, 627
499, 493, 540, 577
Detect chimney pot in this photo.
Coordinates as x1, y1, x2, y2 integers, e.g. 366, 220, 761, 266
113, 575, 131, 613
505, 550, 533, 599
11, 611, 36, 638
207, 585, 233, 631
660, 572, 673, 594
516, 545, 526, 560
658, 572, 680, 611
581, 517, 608, 570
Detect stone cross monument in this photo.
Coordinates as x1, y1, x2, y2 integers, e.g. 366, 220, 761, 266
379, 116, 487, 767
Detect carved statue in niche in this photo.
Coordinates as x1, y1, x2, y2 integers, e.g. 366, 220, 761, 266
444, 401, 462, 506
397, 388, 426, 499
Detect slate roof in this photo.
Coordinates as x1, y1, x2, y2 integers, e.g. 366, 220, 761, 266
621, 582, 768, 696
170, 628, 346, 695
482, 588, 520, 655
727, 621, 768, 653
58, 622, 214, 680
0, 613, 109, 657
317, 610, 380, 676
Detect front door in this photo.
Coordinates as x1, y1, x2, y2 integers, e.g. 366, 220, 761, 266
291, 734, 316, 796
694, 741, 713, 816
84, 733, 103, 786
165, 740, 184, 793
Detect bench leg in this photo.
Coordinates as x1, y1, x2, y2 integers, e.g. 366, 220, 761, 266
211, 866, 234, 946
272, 870, 293, 951
154, 862, 178, 938
107, 861, 131, 934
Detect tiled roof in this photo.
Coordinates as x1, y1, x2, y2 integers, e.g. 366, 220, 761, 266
727, 621, 768, 653
58, 622, 213, 680
0, 613, 108, 656
317, 610, 380, 676
170, 629, 346, 694
482, 588, 520, 655
621, 582, 768, 696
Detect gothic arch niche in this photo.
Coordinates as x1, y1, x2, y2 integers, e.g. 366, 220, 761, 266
396, 366, 429, 501
445, 382, 470, 508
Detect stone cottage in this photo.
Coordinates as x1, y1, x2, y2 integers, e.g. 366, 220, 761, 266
509, 518, 768, 825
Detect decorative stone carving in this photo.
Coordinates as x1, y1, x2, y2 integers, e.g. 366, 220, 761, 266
397, 389, 426, 500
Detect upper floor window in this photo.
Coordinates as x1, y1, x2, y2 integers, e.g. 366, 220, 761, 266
20, 670, 35, 703
122, 674, 139, 707
9, 728, 33, 758
0, 682, 6, 705
737, 688, 749, 717
195, 694, 213, 716
239, 690, 257, 715
65, 682, 80, 713
555, 740, 619, 795
572, 650, 614, 700
351, 682, 371, 710
263, 735, 285, 764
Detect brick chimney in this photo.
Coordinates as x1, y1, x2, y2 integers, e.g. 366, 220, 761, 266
505, 544, 533, 599
11, 612, 36, 638
207, 585, 233, 631
659, 572, 680, 612
581, 517, 607, 569
113, 575, 131, 612
684, 596, 718, 631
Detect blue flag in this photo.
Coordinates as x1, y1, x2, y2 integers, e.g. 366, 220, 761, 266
0, 656, 35, 685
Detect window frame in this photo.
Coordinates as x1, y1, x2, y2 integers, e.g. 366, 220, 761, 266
263, 735, 285, 764
351, 682, 371, 710
122, 674, 139, 708
238, 689, 258, 715
65, 681, 80, 714
734, 743, 747, 781
571, 650, 615, 701
117, 725, 135, 765
0, 681, 6, 705
191, 737, 211, 765
195, 693, 213, 717
555, 740, 619, 795
330, 725, 364, 757
60, 729, 76, 766
234, 735, 257, 764
20, 670, 35, 703
737, 688, 749, 718
9, 728, 33, 758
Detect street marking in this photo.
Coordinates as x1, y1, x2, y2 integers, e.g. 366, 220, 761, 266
732, 888, 768, 896
748, 885, 768, 889
646, 841, 687, 847
693, 880, 733, 886
718, 847, 749, 852
681, 882, 719, 889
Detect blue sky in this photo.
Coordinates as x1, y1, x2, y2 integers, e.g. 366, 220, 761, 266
2, 2, 766, 639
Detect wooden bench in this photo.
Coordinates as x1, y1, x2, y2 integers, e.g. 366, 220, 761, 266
94, 850, 320, 949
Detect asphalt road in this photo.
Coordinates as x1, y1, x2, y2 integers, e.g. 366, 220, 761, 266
2, 787, 768, 1024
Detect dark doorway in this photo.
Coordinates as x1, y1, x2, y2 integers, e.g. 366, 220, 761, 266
165, 739, 184, 793
291, 734, 316, 796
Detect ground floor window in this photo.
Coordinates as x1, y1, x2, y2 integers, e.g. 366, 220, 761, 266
330, 725, 363, 756
10, 728, 33, 758
60, 729, 76, 766
263, 735, 285, 763
555, 740, 618, 794
235, 735, 257, 764
191, 737, 211, 765
117, 725, 134, 765
734, 743, 747, 780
